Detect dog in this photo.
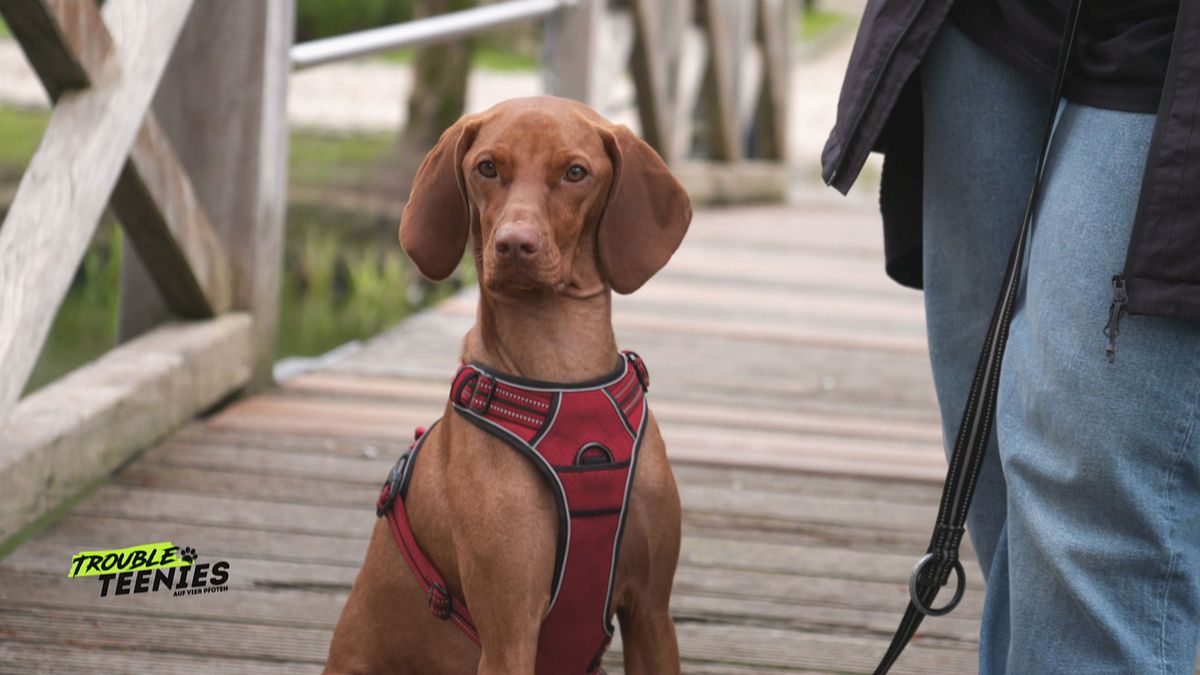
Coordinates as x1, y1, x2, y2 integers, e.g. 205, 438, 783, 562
325, 96, 690, 675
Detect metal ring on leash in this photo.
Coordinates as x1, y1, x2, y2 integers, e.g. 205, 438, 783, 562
908, 553, 966, 617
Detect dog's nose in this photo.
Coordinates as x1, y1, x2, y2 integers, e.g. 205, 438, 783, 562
493, 225, 541, 261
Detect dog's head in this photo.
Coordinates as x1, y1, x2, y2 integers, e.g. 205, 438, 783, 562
399, 96, 691, 297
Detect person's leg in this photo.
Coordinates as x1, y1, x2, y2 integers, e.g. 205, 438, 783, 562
996, 100, 1200, 673
920, 24, 1048, 578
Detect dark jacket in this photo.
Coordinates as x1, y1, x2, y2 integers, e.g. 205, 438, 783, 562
822, 0, 1200, 322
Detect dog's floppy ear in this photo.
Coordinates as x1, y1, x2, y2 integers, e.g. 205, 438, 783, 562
399, 116, 481, 281
597, 125, 692, 294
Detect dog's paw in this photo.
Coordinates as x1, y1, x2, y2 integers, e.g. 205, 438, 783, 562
179, 547, 198, 563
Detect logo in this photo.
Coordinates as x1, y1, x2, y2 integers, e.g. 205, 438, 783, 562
68, 541, 231, 598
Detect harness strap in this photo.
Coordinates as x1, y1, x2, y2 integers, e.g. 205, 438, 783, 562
870, 2, 1083, 672
376, 429, 481, 646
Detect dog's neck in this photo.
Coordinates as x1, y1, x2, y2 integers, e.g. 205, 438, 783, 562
462, 289, 619, 383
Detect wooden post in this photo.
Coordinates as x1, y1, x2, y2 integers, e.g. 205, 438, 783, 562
627, 0, 674, 162
754, 0, 792, 161
0, 0, 196, 429
698, 0, 742, 162
542, 0, 603, 107
118, 0, 294, 390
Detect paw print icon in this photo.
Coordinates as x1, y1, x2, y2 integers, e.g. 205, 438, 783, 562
179, 547, 198, 563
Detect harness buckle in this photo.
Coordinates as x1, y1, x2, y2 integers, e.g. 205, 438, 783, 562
375, 452, 409, 518
626, 352, 649, 391
468, 373, 496, 415
428, 582, 453, 620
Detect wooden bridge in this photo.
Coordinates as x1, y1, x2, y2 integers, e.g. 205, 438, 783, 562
0, 1, 980, 673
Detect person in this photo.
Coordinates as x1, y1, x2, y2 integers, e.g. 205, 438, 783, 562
824, 1, 1199, 673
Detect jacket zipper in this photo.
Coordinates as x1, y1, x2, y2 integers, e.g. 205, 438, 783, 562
1104, 274, 1127, 363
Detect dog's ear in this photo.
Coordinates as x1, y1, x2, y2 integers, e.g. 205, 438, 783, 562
597, 125, 692, 294
399, 116, 481, 281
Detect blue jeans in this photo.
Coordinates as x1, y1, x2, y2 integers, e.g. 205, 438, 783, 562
922, 25, 1200, 674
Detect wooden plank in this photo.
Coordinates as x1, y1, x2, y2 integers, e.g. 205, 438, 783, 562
3, 0, 234, 319
197, 394, 944, 481
0, 562, 978, 674
120, 0, 294, 390
0, 314, 252, 543
0, 606, 330, 666
437, 295, 930, 355
0, 641, 311, 675
0, 0, 196, 428
1, 539, 984, 636
113, 114, 234, 317
0, 0, 105, 99
280, 372, 942, 444
102, 454, 945, 538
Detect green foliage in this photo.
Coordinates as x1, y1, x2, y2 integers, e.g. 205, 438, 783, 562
24, 224, 121, 394
800, 8, 850, 42
279, 202, 472, 359
288, 129, 393, 188
295, 0, 415, 41
0, 107, 49, 184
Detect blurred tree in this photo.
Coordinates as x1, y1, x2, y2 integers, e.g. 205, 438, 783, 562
295, 0, 414, 41
385, 0, 479, 200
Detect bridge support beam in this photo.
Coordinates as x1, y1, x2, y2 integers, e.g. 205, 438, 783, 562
119, 0, 294, 391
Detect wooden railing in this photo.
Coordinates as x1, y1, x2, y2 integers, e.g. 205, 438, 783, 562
293, 0, 793, 200
553, 0, 792, 173
0, 0, 291, 543
0, 0, 790, 543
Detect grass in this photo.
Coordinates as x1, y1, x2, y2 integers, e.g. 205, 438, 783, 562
0, 106, 49, 182
800, 8, 851, 42
289, 128, 394, 187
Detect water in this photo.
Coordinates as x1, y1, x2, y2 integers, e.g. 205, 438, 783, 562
22, 203, 467, 395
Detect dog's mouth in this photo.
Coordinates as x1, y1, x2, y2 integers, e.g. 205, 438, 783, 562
482, 260, 562, 295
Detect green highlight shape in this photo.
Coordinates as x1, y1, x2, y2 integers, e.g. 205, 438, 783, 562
68, 541, 191, 578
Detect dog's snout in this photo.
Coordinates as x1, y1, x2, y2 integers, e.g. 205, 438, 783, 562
494, 225, 541, 261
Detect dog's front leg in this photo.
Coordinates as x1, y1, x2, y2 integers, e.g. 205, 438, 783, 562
616, 424, 682, 675
618, 602, 680, 675
448, 431, 558, 675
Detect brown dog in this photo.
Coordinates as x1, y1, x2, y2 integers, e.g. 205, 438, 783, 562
325, 96, 690, 674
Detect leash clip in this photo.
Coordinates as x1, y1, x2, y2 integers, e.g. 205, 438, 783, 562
908, 552, 966, 617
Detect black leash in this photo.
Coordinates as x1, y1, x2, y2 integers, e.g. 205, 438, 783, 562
871, 2, 1083, 672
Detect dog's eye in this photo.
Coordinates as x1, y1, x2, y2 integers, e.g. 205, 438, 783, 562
565, 165, 588, 182
477, 160, 498, 178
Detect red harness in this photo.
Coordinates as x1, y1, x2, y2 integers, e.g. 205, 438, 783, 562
375, 351, 650, 675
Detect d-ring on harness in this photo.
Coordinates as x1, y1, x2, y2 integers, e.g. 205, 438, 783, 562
375, 352, 650, 675
870, 1, 1083, 672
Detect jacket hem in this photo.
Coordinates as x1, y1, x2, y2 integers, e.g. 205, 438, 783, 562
1124, 275, 1200, 323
